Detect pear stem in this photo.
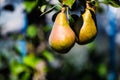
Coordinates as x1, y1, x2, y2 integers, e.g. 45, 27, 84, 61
61, 7, 66, 13
86, 1, 96, 13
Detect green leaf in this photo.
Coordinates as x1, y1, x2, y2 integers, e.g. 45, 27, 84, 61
66, 7, 76, 29
43, 25, 52, 32
42, 50, 55, 62
24, 1, 36, 13
109, 0, 120, 7
40, 5, 56, 16
10, 61, 29, 75
98, 63, 107, 77
101, 0, 120, 7
23, 54, 42, 69
40, 5, 47, 12
10, 60, 31, 80
40, 4, 62, 16
63, 0, 75, 8
27, 24, 38, 38
54, 4, 62, 11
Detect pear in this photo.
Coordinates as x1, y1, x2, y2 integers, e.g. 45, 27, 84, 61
79, 9, 97, 44
49, 7, 75, 53
78, 4, 97, 45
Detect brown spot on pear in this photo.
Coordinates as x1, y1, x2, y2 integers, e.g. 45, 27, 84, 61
49, 8, 75, 53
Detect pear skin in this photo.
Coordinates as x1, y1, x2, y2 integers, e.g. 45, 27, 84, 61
79, 8, 97, 44
49, 8, 75, 53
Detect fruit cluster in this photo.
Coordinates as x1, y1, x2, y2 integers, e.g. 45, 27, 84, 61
49, 2, 97, 53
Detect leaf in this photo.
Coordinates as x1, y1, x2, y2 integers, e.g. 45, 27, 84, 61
40, 5, 56, 16
40, 4, 62, 16
101, 0, 120, 7
109, 0, 120, 7
42, 50, 55, 62
24, 1, 36, 13
98, 64, 107, 77
43, 25, 52, 32
66, 8, 76, 28
10, 60, 31, 80
54, 4, 62, 10
40, 5, 47, 12
27, 24, 38, 38
23, 54, 42, 69
10, 61, 29, 75
63, 0, 75, 8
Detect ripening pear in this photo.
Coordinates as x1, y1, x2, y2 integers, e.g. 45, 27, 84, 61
77, 3, 97, 45
49, 7, 75, 53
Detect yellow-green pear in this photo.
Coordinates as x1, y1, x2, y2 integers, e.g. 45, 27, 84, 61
72, 3, 97, 45
49, 7, 75, 53
76, 3, 97, 45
